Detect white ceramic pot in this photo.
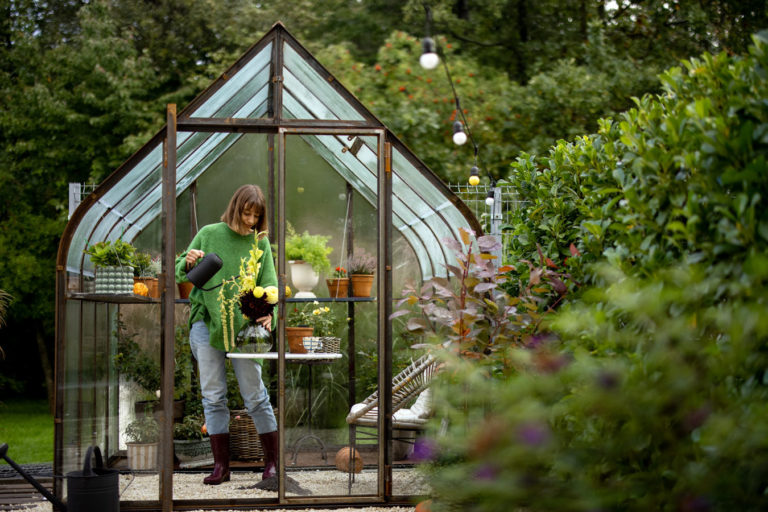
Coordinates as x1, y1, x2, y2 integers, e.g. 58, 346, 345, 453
289, 260, 319, 298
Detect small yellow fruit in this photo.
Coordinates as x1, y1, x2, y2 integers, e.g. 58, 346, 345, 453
468, 175, 480, 186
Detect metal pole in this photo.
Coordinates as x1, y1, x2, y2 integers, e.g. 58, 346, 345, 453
490, 186, 503, 263
160, 104, 177, 511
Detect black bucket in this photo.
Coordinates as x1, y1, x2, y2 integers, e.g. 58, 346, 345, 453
66, 446, 119, 512
186, 252, 222, 289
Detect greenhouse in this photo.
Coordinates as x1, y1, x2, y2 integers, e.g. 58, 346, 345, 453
54, 22, 479, 510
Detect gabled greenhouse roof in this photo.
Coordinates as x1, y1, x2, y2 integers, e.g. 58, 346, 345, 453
66, 22, 479, 281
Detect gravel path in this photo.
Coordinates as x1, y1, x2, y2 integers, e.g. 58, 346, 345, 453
11, 469, 426, 511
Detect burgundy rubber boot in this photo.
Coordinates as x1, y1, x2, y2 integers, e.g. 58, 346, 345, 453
258, 431, 278, 480
203, 433, 231, 485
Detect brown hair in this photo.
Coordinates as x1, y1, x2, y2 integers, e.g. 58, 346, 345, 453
221, 184, 268, 237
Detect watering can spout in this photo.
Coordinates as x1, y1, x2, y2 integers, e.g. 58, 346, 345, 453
0, 443, 66, 511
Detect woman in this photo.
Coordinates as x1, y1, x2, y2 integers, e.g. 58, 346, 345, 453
175, 184, 278, 484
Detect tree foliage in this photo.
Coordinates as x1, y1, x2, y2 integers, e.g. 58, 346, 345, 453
0, 0, 763, 401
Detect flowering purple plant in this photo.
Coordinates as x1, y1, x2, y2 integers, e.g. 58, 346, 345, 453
347, 250, 376, 275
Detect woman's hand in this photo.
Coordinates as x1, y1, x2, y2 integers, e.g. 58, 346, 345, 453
185, 249, 205, 269
256, 314, 272, 331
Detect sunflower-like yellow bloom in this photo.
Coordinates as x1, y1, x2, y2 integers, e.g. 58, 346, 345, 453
265, 286, 279, 304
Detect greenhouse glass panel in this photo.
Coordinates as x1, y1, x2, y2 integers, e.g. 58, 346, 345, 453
282, 42, 366, 121
189, 42, 272, 118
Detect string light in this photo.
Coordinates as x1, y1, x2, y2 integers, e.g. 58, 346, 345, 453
420, 37, 439, 70
469, 166, 480, 186
420, 3, 486, 185
452, 121, 467, 145
485, 187, 495, 206
419, 4, 439, 70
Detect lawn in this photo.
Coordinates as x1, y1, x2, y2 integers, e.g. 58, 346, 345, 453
0, 399, 53, 464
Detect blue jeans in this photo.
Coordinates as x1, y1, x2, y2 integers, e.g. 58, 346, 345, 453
189, 321, 277, 435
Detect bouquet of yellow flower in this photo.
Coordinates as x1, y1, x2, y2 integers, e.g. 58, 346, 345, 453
219, 231, 278, 351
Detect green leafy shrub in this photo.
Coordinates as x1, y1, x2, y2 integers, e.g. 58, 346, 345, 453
421, 32, 768, 511
423, 266, 768, 511
506, 31, 768, 295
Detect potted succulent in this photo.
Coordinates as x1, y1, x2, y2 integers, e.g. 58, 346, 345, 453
84, 238, 136, 294
133, 252, 161, 298
284, 225, 332, 298
173, 413, 213, 468
125, 410, 159, 470
326, 266, 349, 298
347, 250, 376, 297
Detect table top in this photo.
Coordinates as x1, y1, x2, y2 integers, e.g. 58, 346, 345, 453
226, 352, 342, 360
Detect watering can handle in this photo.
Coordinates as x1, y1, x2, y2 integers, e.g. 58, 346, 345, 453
82, 445, 105, 476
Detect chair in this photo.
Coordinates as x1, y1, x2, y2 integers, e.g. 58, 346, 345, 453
345, 353, 440, 486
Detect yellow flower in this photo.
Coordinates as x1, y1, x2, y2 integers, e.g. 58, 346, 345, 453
312, 309, 321, 315
252, 286, 265, 298
285, 286, 292, 298
265, 286, 279, 304
241, 275, 256, 292
323, 307, 330, 313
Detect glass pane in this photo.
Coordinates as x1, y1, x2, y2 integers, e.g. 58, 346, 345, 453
171, 133, 273, 502
282, 42, 365, 121
114, 303, 161, 503
189, 42, 272, 118
283, 133, 379, 497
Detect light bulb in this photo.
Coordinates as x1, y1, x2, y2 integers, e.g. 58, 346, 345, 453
420, 37, 439, 70
452, 121, 467, 145
469, 165, 480, 186
486, 188, 495, 206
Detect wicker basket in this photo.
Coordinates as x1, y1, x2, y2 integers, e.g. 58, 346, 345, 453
320, 336, 341, 354
229, 410, 263, 461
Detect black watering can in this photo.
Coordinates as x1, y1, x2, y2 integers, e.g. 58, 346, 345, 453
1, 443, 125, 512
186, 252, 223, 290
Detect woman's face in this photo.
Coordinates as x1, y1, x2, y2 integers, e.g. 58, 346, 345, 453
239, 205, 260, 235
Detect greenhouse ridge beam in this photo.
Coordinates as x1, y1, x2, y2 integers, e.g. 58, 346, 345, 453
176, 118, 379, 132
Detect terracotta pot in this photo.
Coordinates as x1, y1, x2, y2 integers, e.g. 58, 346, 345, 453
285, 326, 313, 354
349, 274, 374, 297
177, 281, 194, 299
134, 277, 160, 298
326, 278, 349, 298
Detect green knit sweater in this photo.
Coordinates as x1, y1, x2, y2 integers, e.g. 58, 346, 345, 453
175, 223, 277, 351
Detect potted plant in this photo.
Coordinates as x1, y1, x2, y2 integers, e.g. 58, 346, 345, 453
301, 301, 343, 354
84, 238, 136, 294
285, 302, 315, 353
133, 252, 161, 298
347, 250, 376, 297
125, 410, 159, 470
326, 266, 349, 298
284, 225, 332, 298
173, 413, 213, 468
175, 252, 194, 299
114, 321, 191, 422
